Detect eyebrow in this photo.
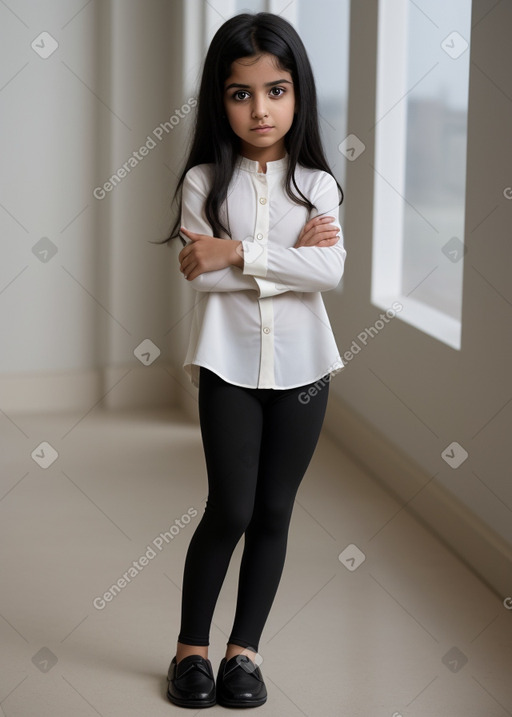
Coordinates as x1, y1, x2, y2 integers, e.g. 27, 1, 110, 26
224, 79, 293, 91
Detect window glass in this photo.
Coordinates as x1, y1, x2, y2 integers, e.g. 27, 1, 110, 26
372, 0, 471, 347
296, 0, 350, 201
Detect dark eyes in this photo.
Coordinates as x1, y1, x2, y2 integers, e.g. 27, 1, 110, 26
231, 87, 286, 101
232, 90, 250, 101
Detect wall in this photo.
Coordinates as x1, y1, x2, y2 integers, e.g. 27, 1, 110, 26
323, 0, 512, 596
0, 0, 186, 412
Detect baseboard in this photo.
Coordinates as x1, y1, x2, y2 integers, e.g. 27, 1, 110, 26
0, 362, 180, 414
323, 395, 512, 599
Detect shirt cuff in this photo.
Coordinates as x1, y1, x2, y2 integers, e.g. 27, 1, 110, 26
253, 278, 290, 299
242, 238, 267, 278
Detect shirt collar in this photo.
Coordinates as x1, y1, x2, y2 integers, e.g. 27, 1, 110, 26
237, 153, 289, 174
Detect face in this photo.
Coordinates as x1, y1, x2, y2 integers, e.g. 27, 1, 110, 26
223, 52, 296, 164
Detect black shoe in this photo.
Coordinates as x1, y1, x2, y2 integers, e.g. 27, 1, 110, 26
216, 654, 267, 708
167, 654, 216, 708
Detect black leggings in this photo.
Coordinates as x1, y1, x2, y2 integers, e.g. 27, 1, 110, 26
177, 367, 329, 653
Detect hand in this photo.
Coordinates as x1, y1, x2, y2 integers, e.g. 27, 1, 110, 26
178, 227, 243, 281
294, 215, 340, 248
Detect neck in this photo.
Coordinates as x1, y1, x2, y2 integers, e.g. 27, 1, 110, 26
239, 142, 286, 174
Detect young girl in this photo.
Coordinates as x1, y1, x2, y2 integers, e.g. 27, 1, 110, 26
164, 12, 346, 709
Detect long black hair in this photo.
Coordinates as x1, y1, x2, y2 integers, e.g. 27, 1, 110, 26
159, 11, 343, 244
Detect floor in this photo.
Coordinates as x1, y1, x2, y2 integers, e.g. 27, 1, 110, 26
1, 406, 511, 717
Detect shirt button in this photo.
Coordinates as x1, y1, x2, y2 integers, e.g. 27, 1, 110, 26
256, 233, 263, 240
259, 197, 267, 205
263, 327, 271, 334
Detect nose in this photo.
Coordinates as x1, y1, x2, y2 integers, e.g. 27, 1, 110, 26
251, 94, 268, 119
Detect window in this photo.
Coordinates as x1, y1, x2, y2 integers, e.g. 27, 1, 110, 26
296, 0, 350, 195
236, 0, 265, 11
372, 0, 472, 349
296, 0, 350, 292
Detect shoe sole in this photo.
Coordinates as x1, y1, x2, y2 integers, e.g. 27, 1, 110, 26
167, 688, 216, 708
167, 692, 217, 709
216, 694, 267, 708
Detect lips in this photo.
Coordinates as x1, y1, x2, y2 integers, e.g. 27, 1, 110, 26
251, 125, 274, 132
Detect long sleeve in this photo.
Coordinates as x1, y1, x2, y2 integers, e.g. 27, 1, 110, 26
241, 172, 346, 298
181, 155, 345, 390
180, 167, 258, 293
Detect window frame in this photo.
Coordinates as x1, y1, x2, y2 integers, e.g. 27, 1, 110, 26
371, 0, 471, 350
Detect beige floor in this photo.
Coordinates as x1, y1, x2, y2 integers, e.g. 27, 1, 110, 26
0, 406, 511, 717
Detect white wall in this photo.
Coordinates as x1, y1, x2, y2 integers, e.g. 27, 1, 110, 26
0, 0, 188, 411
324, 0, 512, 596
1, 0, 510, 595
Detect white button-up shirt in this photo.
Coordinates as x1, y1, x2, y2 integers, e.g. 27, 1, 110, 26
181, 154, 346, 389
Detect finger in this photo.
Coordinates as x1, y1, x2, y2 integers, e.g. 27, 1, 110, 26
182, 258, 197, 278
298, 216, 334, 242
179, 239, 203, 263
179, 247, 194, 269
301, 234, 339, 249
304, 220, 338, 236
178, 246, 193, 264
180, 254, 196, 274
185, 263, 201, 280
314, 215, 335, 224
180, 227, 201, 242
317, 236, 340, 246
303, 215, 335, 231
307, 215, 335, 225
300, 227, 339, 247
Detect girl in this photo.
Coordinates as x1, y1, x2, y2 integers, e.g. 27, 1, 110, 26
163, 12, 346, 709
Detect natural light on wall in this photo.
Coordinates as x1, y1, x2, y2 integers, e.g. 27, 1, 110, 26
296, 0, 350, 292
372, 0, 472, 350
